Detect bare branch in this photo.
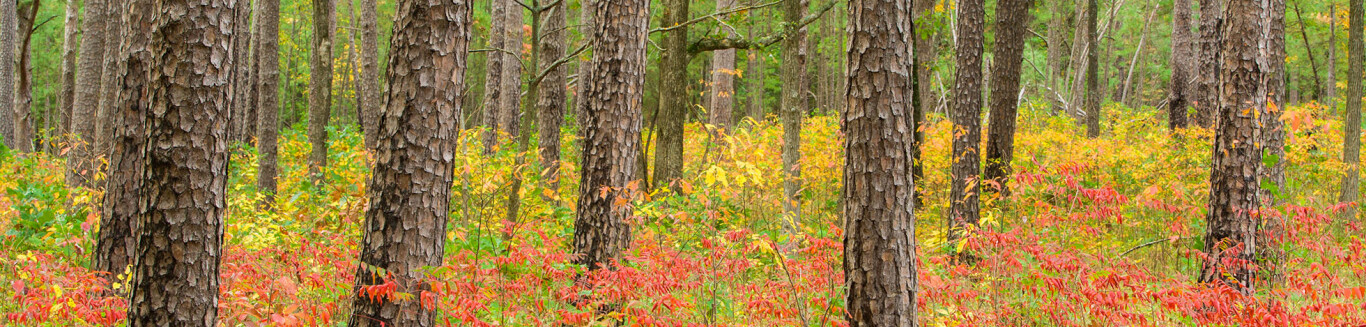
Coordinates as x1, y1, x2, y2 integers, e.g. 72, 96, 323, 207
687, 0, 837, 54
650, 0, 782, 33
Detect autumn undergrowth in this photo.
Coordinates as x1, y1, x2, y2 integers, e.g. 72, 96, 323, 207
1, 101, 1363, 326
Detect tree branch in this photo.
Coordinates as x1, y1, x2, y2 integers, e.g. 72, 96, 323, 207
686, 0, 837, 54
651, 0, 783, 34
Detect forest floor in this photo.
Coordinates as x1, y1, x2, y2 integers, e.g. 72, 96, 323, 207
1, 101, 1364, 326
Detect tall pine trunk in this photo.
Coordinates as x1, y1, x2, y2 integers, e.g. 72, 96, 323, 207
1169, 0, 1194, 131
1193, 0, 1223, 128
94, 0, 127, 158
256, 0, 281, 204
57, 0, 79, 138
11, 0, 38, 153
537, 0, 568, 191
482, 0, 507, 154
983, 0, 1033, 196
708, 0, 738, 130
231, 0, 256, 144
1084, 0, 1101, 138
308, 0, 335, 183
1341, 0, 1364, 220
654, 0, 688, 190
94, 0, 154, 278
0, 0, 17, 148
499, 2, 524, 140
359, 0, 379, 149
779, 0, 807, 244
948, 0, 985, 256
346, 0, 469, 325
67, 0, 108, 186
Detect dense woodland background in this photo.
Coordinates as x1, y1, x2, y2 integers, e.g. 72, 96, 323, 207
0, 0, 1364, 325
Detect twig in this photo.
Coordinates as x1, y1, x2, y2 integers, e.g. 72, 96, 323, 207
1120, 236, 1192, 257
651, 0, 783, 33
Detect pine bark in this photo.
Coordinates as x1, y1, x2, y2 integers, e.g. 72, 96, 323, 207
359, 0, 379, 149
481, 0, 506, 154
948, 0, 985, 250
912, 0, 933, 203
499, 1, 524, 139
843, 0, 917, 324
0, 0, 17, 149
1193, 0, 1223, 128
309, 0, 335, 182
124, 0, 234, 321
708, 0, 738, 130
95, 0, 128, 158
653, 0, 688, 190
1084, 0, 1101, 138
780, 0, 808, 237
1046, 0, 1071, 113
983, 0, 1032, 196
11, 0, 38, 153
1327, 4, 1338, 109
1200, 0, 1266, 294
1169, 0, 1194, 131
94, 0, 154, 278
346, 0, 469, 325
67, 0, 108, 186
231, 0, 256, 144
58, 0, 80, 138
538, 0, 568, 190
1342, 0, 1364, 219
1264, 0, 1286, 202
574, 0, 593, 129
573, 0, 647, 270
256, 0, 281, 202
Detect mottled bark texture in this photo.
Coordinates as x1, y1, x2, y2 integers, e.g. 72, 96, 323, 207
708, 0, 738, 130
1342, 0, 1364, 220
257, 0, 281, 203
58, 0, 80, 137
1168, 0, 1194, 131
1200, 0, 1266, 294
231, 0, 256, 145
67, 0, 108, 186
538, 0, 568, 190
574, 0, 593, 129
948, 0, 984, 252
842, 0, 917, 324
124, 0, 234, 322
346, 0, 470, 325
983, 0, 1032, 196
359, 0, 379, 149
912, 0, 933, 204
1084, 0, 1100, 138
499, 1, 524, 139
0, 0, 18, 149
309, 0, 335, 182
11, 0, 38, 153
481, 0, 506, 154
779, 0, 807, 242
95, 0, 154, 278
1264, 0, 1286, 203
573, 0, 647, 270
1194, 0, 1223, 128
653, 0, 688, 190
95, 0, 127, 158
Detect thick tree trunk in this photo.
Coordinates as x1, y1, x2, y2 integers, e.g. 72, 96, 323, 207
359, 0, 379, 149
538, 0, 568, 191
124, 0, 234, 321
94, 0, 127, 158
983, 0, 1033, 196
11, 0, 38, 153
499, 1, 524, 139
67, 0, 108, 186
843, 0, 917, 324
948, 0, 985, 254
1342, 0, 1364, 220
1193, 0, 1223, 128
231, 0, 256, 144
0, 0, 18, 149
58, 0, 79, 138
94, 0, 154, 278
573, 0, 647, 270
308, 0, 335, 182
780, 0, 808, 239
346, 0, 469, 326
256, 0, 281, 203
1084, 0, 1100, 138
708, 0, 738, 130
654, 0, 688, 191
482, 0, 506, 154
1200, 0, 1266, 294
1168, 0, 1194, 131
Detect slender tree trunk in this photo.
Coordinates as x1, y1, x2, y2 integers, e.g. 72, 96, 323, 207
708, 0, 738, 130
67, 0, 108, 186
538, 0, 568, 191
1120, 4, 1157, 106
1200, 0, 1266, 294
573, 0, 593, 130
58, 0, 79, 138
780, 0, 808, 241
94, 0, 154, 278
11, 0, 39, 153
843, 0, 917, 324
1264, 0, 1286, 202
1327, 4, 1338, 109
948, 0, 985, 256
0, 0, 18, 149
499, 1, 524, 139
983, 0, 1032, 196
94, 0, 127, 158
654, 0, 688, 191
308, 0, 335, 183
231, 0, 255, 144
573, 0, 647, 270
745, 13, 764, 125
1168, 0, 1194, 131
124, 0, 234, 321
482, 0, 507, 154
1341, 0, 1364, 220
1067, 0, 1089, 118
359, 0, 379, 149
347, 0, 469, 324
1084, 0, 1101, 138
912, 0, 934, 204
256, 0, 281, 204
1046, 0, 1071, 114
1193, 0, 1223, 128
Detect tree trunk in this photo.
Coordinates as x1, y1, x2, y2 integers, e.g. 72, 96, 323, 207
94, 0, 154, 278
573, 0, 646, 270
1327, 4, 1338, 109
11, 0, 38, 153
124, 0, 234, 321
1084, 0, 1100, 138
1193, 0, 1223, 128
0, 0, 18, 149
231, 0, 256, 144
1168, 0, 1194, 131
256, 0, 281, 204
499, 1, 524, 139
482, 0, 506, 154
1264, 0, 1286, 203
654, 0, 688, 191
1200, 0, 1266, 294
843, 0, 917, 324
308, 0, 335, 183
1341, 0, 1364, 220
94, 0, 127, 158
983, 0, 1032, 196
346, 0, 469, 325
538, 0, 568, 191
58, 0, 79, 138
780, 0, 808, 240
573, 0, 593, 130
359, 0, 379, 149
912, 0, 934, 205
745, 14, 764, 125
1046, 0, 1071, 114
708, 0, 738, 130
948, 0, 985, 255
67, 0, 108, 186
